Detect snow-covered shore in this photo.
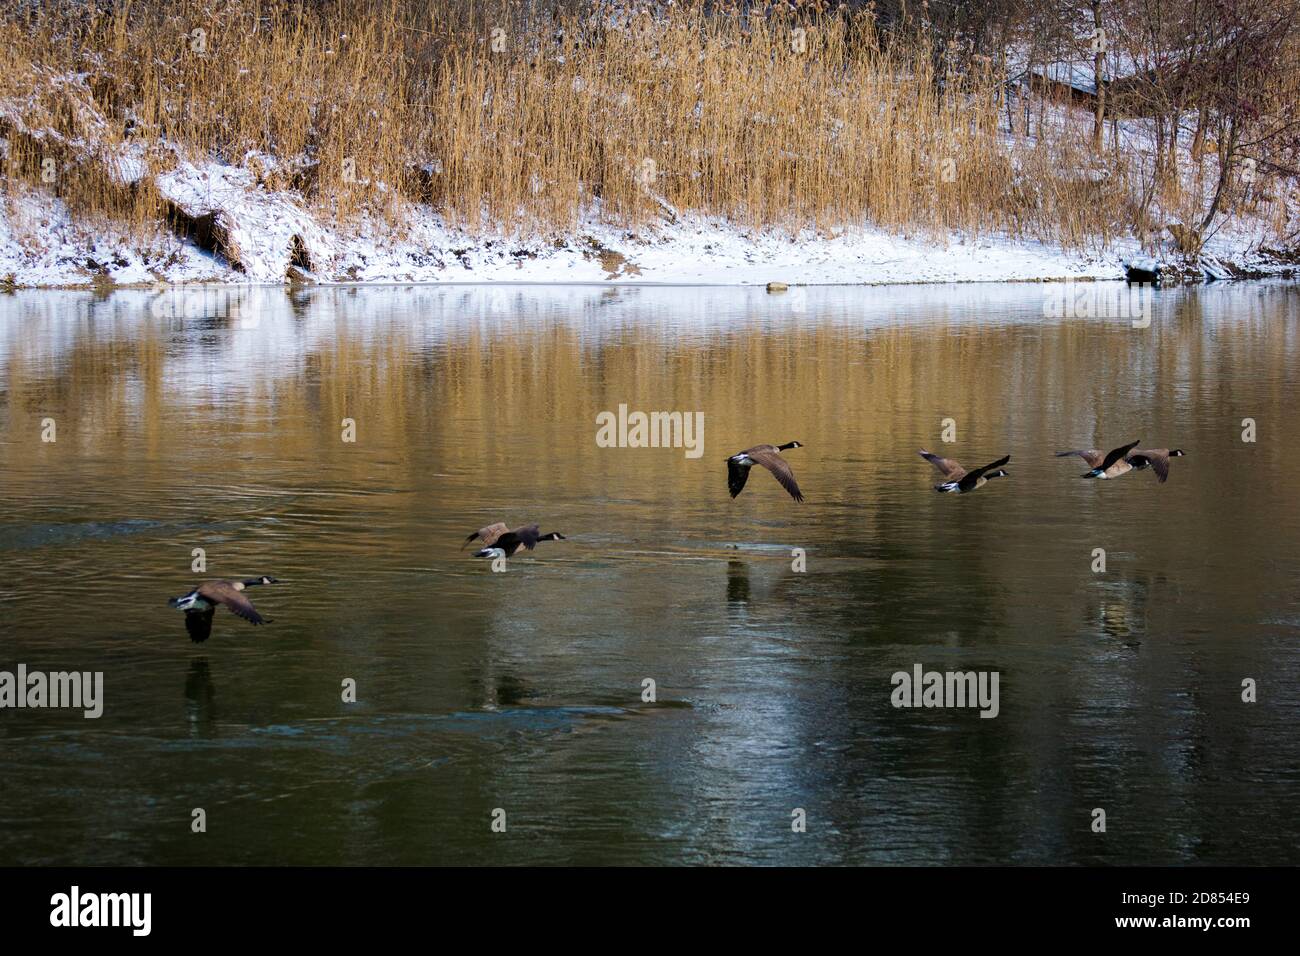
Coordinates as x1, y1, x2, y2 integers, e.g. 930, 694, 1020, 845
1, 157, 1294, 290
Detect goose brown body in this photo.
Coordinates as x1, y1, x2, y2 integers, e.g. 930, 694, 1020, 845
1056, 440, 1141, 479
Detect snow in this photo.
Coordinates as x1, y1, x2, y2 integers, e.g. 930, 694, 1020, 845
155, 160, 335, 282
0, 188, 222, 288
1030, 62, 1102, 95
1013, 49, 1144, 95
6, 168, 1290, 289
1123, 255, 1160, 273
1, 169, 1125, 288
1199, 255, 1233, 282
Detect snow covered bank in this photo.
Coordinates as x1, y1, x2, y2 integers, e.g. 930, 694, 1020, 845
1, 157, 1294, 290
0, 175, 1223, 291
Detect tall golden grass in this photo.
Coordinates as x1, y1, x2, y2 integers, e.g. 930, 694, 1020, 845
0, 0, 1267, 251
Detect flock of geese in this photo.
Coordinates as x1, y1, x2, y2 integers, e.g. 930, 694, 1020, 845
167, 438, 1184, 642
725, 437, 1183, 499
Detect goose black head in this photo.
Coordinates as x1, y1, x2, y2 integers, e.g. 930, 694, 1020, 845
542, 532, 566, 541
779, 441, 803, 450
1170, 449, 1186, 457
989, 469, 1010, 479
253, 575, 279, 585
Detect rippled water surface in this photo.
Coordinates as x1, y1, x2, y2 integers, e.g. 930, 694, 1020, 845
1, 281, 1298, 865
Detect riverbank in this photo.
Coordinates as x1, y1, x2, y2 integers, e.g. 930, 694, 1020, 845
3, 175, 1296, 291
2, 2, 1297, 291
0, 181, 1113, 289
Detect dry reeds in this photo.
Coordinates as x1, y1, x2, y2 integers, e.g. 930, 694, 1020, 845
0, 0, 1252, 251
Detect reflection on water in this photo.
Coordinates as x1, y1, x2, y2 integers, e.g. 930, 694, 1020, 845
1, 282, 1299, 865
183, 659, 217, 739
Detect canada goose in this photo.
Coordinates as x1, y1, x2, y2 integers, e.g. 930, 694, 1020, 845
1056, 439, 1141, 479
468, 523, 566, 559
1126, 448, 1186, 483
727, 442, 804, 501
168, 576, 278, 643
920, 450, 1011, 493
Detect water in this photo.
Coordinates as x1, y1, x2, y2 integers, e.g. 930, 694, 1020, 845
1, 281, 1298, 865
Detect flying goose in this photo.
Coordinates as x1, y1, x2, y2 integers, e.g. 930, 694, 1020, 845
168, 576, 278, 643
1126, 448, 1185, 483
1056, 439, 1141, 479
920, 450, 1011, 493
468, 523, 566, 558
727, 442, 804, 501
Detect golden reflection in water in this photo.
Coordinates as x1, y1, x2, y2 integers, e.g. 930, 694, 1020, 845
2, 284, 1296, 555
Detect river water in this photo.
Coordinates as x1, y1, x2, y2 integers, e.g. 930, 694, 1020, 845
1, 281, 1297, 864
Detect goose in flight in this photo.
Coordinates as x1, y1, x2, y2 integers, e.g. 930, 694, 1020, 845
919, 450, 1011, 494
168, 576, 278, 643
1056, 440, 1141, 479
726, 442, 804, 501
466, 523, 566, 559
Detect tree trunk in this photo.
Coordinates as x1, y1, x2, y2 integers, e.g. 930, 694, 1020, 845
1154, 115, 1166, 180
1091, 0, 1105, 152
1166, 112, 1180, 192
1191, 106, 1207, 160
1199, 116, 1239, 235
